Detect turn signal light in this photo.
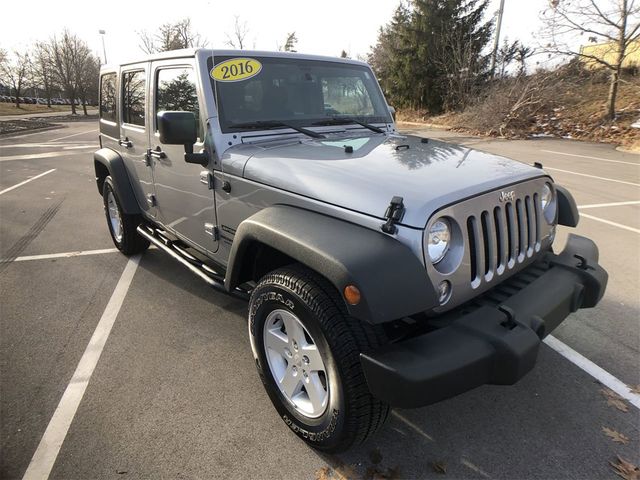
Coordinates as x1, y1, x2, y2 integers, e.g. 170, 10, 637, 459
343, 285, 361, 305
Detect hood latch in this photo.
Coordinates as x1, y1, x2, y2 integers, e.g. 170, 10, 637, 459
381, 196, 405, 234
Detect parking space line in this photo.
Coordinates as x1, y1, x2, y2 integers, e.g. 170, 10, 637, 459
578, 200, 640, 209
11, 248, 119, 262
48, 129, 97, 142
22, 255, 141, 480
580, 212, 640, 234
544, 166, 640, 187
0, 152, 80, 162
544, 335, 640, 409
0, 169, 56, 195
541, 149, 640, 166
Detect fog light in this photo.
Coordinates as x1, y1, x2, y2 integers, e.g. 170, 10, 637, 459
437, 280, 452, 305
343, 285, 361, 305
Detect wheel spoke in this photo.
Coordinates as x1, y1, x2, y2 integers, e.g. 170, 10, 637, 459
280, 365, 301, 398
281, 312, 306, 346
305, 372, 327, 413
264, 329, 289, 358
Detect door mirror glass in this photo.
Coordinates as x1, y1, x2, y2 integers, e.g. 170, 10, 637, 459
157, 111, 197, 145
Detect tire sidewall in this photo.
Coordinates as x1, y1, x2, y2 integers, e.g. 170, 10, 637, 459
249, 282, 347, 449
102, 177, 125, 250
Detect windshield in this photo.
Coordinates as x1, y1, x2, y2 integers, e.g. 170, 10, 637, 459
209, 56, 392, 133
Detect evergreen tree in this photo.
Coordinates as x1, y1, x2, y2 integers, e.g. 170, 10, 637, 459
369, 0, 493, 112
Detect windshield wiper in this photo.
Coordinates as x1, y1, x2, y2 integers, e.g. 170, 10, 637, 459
228, 120, 325, 139
312, 117, 386, 134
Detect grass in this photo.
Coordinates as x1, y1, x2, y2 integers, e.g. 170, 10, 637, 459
0, 103, 76, 116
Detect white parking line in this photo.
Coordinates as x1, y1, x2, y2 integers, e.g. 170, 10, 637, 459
22, 255, 140, 480
544, 335, 640, 409
578, 200, 640, 209
0, 151, 82, 162
580, 212, 640, 234
0, 169, 56, 195
48, 129, 97, 142
12, 248, 119, 262
544, 166, 640, 187
541, 149, 640, 166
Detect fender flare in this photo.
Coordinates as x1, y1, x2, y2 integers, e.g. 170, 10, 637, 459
226, 205, 438, 324
556, 185, 579, 227
93, 148, 141, 215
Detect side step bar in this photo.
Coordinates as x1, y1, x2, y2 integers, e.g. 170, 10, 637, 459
136, 225, 250, 301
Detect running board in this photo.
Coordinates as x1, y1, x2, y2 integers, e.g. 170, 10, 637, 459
136, 225, 250, 301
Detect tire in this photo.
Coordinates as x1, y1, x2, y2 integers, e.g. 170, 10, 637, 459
102, 176, 149, 255
248, 265, 389, 452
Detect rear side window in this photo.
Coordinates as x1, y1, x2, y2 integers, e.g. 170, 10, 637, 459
122, 70, 146, 127
156, 67, 200, 136
100, 73, 117, 122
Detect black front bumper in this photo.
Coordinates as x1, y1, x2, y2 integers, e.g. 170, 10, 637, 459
361, 234, 608, 408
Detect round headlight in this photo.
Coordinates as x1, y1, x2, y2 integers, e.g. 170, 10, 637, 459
541, 183, 557, 223
428, 218, 450, 264
541, 183, 553, 210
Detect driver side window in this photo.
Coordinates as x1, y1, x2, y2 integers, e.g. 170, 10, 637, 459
156, 67, 202, 140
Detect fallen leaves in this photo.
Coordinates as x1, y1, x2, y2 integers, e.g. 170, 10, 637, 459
628, 384, 640, 395
601, 388, 630, 412
602, 426, 630, 445
610, 456, 640, 480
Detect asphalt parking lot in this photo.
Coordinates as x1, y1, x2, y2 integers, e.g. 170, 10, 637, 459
1, 120, 639, 479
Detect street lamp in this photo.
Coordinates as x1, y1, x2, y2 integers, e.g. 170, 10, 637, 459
99, 30, 108, 64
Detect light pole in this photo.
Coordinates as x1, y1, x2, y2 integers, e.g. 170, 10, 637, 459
490, 0, 505, 78
99, 29, 108, 64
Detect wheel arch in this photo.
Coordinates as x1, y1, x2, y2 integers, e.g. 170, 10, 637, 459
226, 205, 438, 324
94, 148, 141, 215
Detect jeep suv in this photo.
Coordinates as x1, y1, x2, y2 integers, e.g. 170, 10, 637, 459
94, 49, 607, 452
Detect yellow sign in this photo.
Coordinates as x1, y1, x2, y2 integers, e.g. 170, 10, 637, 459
211, 58, 262, 82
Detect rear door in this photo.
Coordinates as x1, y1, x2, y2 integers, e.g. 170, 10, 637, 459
119, 64, 156, 217
150, 60, 218, 254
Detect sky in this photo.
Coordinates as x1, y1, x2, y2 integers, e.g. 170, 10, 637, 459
0, 0, 551, 64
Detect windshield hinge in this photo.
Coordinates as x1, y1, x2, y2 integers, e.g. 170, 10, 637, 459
381, 196, 404, 234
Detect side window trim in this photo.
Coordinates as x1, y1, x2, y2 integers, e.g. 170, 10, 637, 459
121, 68, 147, 129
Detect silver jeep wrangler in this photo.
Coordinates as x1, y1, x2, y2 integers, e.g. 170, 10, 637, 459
94, 49, 608, 452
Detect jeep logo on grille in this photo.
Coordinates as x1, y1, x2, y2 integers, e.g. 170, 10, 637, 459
499, 190, 515, 202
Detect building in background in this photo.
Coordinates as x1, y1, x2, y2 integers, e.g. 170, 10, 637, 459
579, 39, 640, 69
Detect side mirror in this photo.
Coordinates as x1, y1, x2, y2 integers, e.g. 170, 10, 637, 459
388, 105, 396, 121
157, 111, 197, 145
157, 111, 208, 166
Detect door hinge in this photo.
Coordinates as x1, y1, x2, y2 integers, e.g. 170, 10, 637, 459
204, 223, 219, 241
381, 196, 404, 234
200, 171, 213, 189
146, 194, 157, 207
144, 149, 152, 167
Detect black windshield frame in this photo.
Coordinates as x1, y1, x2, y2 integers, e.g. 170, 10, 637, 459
209, 56, 392, 134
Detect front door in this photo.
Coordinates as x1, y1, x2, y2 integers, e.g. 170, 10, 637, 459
150, 62, 218, 254
120, 64, 156, 217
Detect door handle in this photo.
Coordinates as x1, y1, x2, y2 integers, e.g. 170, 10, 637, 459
119, 138, 132, 148
149, 147, 166, 159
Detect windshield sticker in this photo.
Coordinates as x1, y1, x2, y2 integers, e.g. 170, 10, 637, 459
211, 58, 262, 82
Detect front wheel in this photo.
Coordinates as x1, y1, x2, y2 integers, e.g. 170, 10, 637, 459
248, 265, 389, 452
102, 176, 149, 255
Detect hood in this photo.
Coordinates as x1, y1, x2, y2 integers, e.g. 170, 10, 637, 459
239, 134, 545, 228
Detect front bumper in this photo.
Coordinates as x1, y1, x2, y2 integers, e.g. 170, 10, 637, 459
361, 234, 608, 408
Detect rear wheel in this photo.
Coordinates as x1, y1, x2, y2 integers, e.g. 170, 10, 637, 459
248, 265, 389, 452
102, 176, 149, 255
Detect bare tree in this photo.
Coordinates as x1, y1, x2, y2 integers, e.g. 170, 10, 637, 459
541, 0, 640, 119
138, 18, 207, 53
225, 16, 249, 49
31, 42, 55, 107
47, 30, 92, 114
281, 32, 298, 52
0, 50, 31, 107
515, 43, 534, 76
78, 54, 100, 114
